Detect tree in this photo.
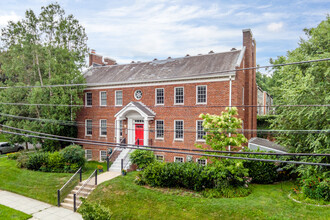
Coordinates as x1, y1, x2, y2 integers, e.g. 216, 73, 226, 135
269, 17, 329, 176
198, 107, 247, 152
0, 3, 88, 151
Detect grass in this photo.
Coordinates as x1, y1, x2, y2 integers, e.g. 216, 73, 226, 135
83, 172, 330, 220
0, 204, 31, 220
0, 157, 107, 205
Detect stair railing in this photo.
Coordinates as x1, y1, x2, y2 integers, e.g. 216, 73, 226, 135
73, 169, 97, 212
57, 167, 82, 207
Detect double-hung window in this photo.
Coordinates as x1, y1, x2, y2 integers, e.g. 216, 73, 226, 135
196, 85, 207, 104
174, 120, 184, 140
100, 119, 107, 136
156, 155, 164, 162
155, 120, 164, 139
196, 120, 206, 141
100, 91, 107, 106
115, 90, 123, 106
86, 119, 92, 136
100, 150, 107, 161
174, 87, 184, 104
85, 149, 92, 160
155, 88, 164, 105
197, 158, 207, 166
174, 157, 184, 163
85, 92, 92, 107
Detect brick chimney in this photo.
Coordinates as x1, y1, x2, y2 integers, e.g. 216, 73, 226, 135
89, 49, 116, 66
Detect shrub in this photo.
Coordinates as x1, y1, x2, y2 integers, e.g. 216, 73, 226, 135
140, 159, 249, 193
60, 145, 86, 168
130, 149, 155, 169
7, 152, 22, 160
27, 152, 49, 171
16, 154, 29, 168
48, 151, 65, 172
301, 176, 330, 201
79, 198, 112, 220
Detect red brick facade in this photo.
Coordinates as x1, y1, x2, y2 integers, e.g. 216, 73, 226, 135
77, 30, 257, 162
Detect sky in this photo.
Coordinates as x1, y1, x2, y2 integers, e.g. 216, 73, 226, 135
0, 0, 328, 74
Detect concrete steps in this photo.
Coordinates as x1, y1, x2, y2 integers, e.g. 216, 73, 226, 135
109, 148, 133, 172
60, 182, 95, 211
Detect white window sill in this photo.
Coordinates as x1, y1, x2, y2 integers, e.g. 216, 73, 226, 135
196, 139, 206, 143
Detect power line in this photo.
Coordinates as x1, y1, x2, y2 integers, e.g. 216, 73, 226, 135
1, 129, 329, 167
1, 124, 329, 157
0, 58, 328, 89
1, 112, 329, 134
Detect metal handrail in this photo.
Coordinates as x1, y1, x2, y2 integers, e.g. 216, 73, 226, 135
57, 167, 82, 207
74, 169, 97, 212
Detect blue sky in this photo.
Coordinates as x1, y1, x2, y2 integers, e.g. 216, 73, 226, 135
0, 0, 328, 74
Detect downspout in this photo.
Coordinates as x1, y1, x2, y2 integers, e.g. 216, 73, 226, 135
229, 76, 232, 151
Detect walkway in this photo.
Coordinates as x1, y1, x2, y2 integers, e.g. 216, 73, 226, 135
0, 171, 121, 219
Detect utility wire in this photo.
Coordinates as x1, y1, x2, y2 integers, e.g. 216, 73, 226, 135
0, 112, 329, 134
0, 58, 328, 89
1, 124, 329, 157
1, 129, 329, 167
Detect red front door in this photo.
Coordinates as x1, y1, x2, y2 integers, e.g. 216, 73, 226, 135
135, 124, 144, 145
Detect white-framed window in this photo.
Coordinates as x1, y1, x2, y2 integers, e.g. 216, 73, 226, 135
196, 85, 207, 104
155, 88, 164, 105
115, 90, 123, 106
156, 155, 164, 162
100, 150, 107, 161
155, 120, 164, 139
174, 87, 184, 104
119, 120, 123, 137
85, 92, 92, 107
85, 119, 92, 136
100, 119, 107, 136
196, 120, 206, 141
100, 91, 107, 106
174, 156, 184, 163
174, 120, 184, 140
85, 149, 92, 160
197, 158, 207, 166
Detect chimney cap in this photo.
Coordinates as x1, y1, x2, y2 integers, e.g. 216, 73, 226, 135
231, 48, 237, 51
131, 61, 135, 63
185, 54, 190, 57
167, 57, 171, 59
153, 58, 158, 61
208, 50, 214, 54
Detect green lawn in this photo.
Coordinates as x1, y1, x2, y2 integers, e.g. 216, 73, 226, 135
0, 157, 107, 205
0, 204, 31, 220
83, 172, 330, 220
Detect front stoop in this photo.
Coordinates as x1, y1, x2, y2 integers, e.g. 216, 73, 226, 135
60, 182, 95, 211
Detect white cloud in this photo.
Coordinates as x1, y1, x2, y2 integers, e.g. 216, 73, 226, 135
267, 22, 284, 32
0, 11, 21, 26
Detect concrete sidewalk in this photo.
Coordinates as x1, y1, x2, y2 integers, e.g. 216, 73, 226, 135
0, 171, 121, 219
0, 190, 82, 220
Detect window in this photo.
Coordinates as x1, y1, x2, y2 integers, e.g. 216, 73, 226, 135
85, 119, 92, 136
100, 150, 107, 161
156, 155, 164, 162
155, 120, 164, 139
174, 87, 184, 104
85, 92, 92, 106
85, 149, 92, 160
196, 120, 206, 141
197, 158, 207, 166
119, 120, 123, 137
100, 119, 107, 136
134, 90, 143, 100
196, 85, 207, 104
174, 120, 184, 140
100, 91, 107, 106
115, 90, 123, 106
174, 157, 184, 163
155, 88, 164, 105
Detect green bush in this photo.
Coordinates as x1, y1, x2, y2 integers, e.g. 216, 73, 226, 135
129, 149, 155, 169
301, 176, 330, 201
48, 151, 65, 172
140, 160, 249, 193
7, 152, 22, 160
79, 198, 112, 220
16, 154, 29, 168
60, 145, 86, 168
27, 152, 49, 171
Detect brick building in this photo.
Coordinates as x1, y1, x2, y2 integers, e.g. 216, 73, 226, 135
77, 29, 257, 167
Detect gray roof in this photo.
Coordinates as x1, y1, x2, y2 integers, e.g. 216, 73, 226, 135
249, 137, 287, 152
131, 102, 155, 117
84, 50, 242, 85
